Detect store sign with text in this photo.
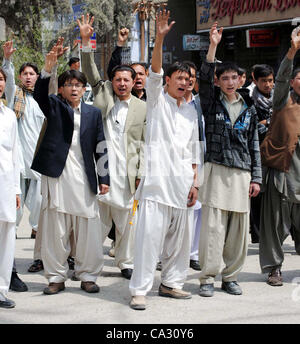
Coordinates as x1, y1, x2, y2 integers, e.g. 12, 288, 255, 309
196, 0, 300, 32
246, 28, 280, 47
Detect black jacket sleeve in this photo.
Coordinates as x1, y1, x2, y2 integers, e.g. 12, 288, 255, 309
107, 46, 123, 80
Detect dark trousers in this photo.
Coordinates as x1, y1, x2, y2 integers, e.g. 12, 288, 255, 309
250, 194, 262, 243
259, 172, 300, 273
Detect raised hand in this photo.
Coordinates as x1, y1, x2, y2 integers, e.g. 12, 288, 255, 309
2, 40, 16, 60
155, 9, 175, 39
209, 22, 223, 46
117, 28, 129, 46
53, 37, 69, 58
77, 14, 94, 46
45, 46, 58, 73
291, 25, 300, 52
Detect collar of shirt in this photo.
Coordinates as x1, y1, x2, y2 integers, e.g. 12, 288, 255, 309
165, 92, 187, 107
220, 91, 245, 106
67, 100, 82, 114
111, 96, 131, 128
0, 100, 5, 114
113, 95, 131, 107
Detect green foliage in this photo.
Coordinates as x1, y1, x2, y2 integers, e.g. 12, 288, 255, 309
82, 0, 134, 41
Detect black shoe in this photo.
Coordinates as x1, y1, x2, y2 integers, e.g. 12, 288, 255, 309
28, 259, 44, 273
0, 297, 15, 308
121, 268, 133, 280
199, 283, 214, 297
30, 229, 36, 239
67, 256, 75, 270
221, 281, 242, 295
190, 260, 201, 271
9, 272, 28, 292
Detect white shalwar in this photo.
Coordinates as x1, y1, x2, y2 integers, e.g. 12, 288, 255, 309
129, 67, 201, 296
0, 102, 20, 300
2, 58, 43, 230
40, 106, 103, 283
98, 97, 136, 270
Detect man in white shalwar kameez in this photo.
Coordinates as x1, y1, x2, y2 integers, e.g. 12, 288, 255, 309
129, 10, 201, 310
31, 47, 109, 295
78, 14, 146, 280
0, 67, 21, 308
2, 41, 43, 237
2, 41, 44, 291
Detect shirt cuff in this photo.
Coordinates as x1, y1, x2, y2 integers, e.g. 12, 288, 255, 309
41, 69, 51, 78
82, 45, 92, 53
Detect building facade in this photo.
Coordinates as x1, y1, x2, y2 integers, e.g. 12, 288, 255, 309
164, 0, 300, 79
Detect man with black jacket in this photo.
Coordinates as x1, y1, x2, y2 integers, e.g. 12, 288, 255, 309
198, 22, 262, 297
31, 46, 109, 295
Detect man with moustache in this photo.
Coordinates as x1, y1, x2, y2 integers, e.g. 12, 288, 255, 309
79, 14, 146, 280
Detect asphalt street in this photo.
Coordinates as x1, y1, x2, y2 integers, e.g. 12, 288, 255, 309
1, 207, 300, 325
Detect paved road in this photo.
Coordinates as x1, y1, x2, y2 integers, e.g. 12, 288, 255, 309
1, 207, 300, 326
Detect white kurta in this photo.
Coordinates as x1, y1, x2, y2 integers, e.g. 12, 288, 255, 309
138, 67, 200, 209
98, 97, 134, 210
0, 102, 20, 299
41, 105, 98, 219
0, 102, 21, 222
2, 58, 44, 180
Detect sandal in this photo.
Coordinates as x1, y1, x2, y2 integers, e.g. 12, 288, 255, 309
28, 259, 44, 272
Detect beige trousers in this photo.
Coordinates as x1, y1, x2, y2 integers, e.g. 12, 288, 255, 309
199, 205, 249, 284
40, 206, 103, 283
99, 201, 136, 270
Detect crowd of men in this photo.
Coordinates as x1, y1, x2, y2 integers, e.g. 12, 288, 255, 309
1, 10, 300, 311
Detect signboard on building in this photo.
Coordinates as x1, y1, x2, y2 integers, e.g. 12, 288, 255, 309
196, 0, 300, 32
163, 52, 172, 64
183, 35, 201, 50
183, 35, 210, 51
246, 29, 280, 47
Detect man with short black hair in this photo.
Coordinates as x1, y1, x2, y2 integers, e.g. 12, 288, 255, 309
32, 45, 109, 295
79, 14, 146, 280
2, 40, 43, 292
250, 63, 274, 243
68, 57, 80, 71
198, 22, 261, 298
107, 28, 148, 101
129, 10, 201, 310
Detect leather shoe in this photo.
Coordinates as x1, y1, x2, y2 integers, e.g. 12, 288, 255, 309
43, 282, 65, 295
10, 272, 28, 292
81, 281, 100, 293
121, 268, 133, 280
0, 297, 15, 308
221, 281, 242, 295
199, 283, 214, 297
190, 260, 201, 271
28, 259, 44, 273
31, 229, 36, 239
159, 284, 192, 299
267, 268, 283, 286
130, 296, 146, 310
